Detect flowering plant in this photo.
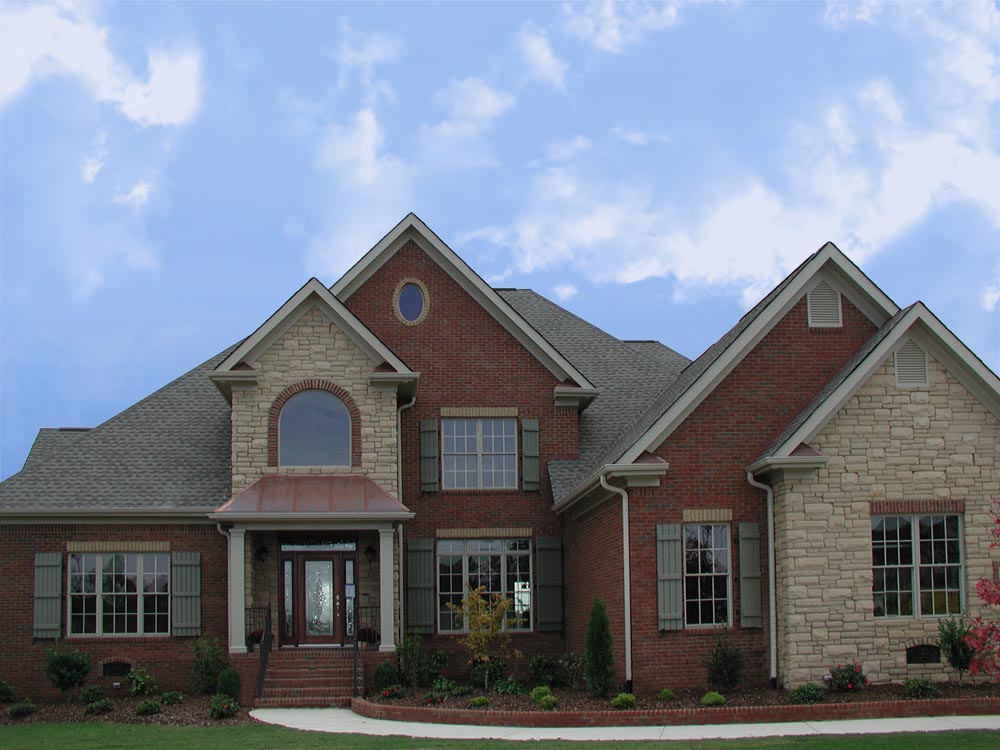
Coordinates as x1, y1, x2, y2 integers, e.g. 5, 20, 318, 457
380, 684, 406, 700
828, 662, 869, 692
966, 502, 1000, 680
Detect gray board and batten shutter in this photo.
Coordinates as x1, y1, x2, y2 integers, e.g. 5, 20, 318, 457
171, 552, 202, 636
656, 524, 683, 631
739, 522, 762, 628
407, 538, 435, 633
420, 420, 439, 492
535, 536, 563, 631
521, 418, 540, 492
34, 552, 62, 638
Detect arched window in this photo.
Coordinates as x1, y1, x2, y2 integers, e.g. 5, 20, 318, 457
278, 390, 351, 466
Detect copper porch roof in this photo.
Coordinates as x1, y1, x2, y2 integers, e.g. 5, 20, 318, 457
213, 474, 411, 518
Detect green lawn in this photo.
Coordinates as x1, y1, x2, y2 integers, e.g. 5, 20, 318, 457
0, 724, 998, 750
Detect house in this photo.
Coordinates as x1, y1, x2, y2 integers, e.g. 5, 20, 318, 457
2, 214, 998, 704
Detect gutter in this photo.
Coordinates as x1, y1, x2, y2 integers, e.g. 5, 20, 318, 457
600, 473, 633, 691
396, 396, 417, 647
746, 470, 778, 689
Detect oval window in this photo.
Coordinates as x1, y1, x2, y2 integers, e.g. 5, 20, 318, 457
397, 282, 425, 323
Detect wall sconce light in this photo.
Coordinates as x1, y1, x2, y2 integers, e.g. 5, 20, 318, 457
254, 545, 269, 563
364, 545, 376, 564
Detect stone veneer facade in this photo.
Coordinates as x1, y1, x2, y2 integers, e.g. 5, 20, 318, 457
228, 304, 403, 641
774, 350, 1000, 687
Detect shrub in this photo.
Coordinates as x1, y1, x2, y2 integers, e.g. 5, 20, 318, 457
529, 655, 557, 687
656, 688, 677, 702
701, 691, 726, 707
79, 686, 106, 704
939, 619, 974, 679
44, 644, 92, 697
134, 699, 161, 716
558, 652, 585, 690
468, 695, 490, 708
538, 694, 558, 711
902, 678, 939, 699
193, 637, 228, 695
705, 636, 744, 692
380, 684, 406, 700
530, 685, 553, 704
788, 683, 824, 704
208, 693, 239, 720
493, 676, 525, 695
374, 661, 400, 691
431, 677, 471, 698
161, 691, 185, 705
216, 667, 241, 701
0, 680, 14, 703
128, 667, 158, 696
7, 701, 37, 719
398, 635, 446, 688
611, 692, 636, 710
446, 586, 521, 690
85, 697, 114, 715
828, 662, 869, 692
584, 597, 615, 697
423, 691, 446, 705
469, 658, 507, 690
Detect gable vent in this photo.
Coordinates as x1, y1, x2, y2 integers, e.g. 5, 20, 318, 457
807, 280, 842, 328
895, 339, 929, 387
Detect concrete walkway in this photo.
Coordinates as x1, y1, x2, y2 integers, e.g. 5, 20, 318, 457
251, 707, 1000, 742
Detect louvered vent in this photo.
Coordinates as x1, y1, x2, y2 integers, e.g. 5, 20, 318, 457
807, 280, 842, 327
895, 339, 929, 386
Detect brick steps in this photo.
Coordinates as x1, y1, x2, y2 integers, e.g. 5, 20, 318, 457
255, 648, 356, 709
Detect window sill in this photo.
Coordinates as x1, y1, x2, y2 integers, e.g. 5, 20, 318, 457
65, 635, 174, 642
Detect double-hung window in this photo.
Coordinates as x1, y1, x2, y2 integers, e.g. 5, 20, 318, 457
442, 418, 517, 489
437, 539, 531, 632
872, 514, 962, 618
684, 524, 731, 627
68, 552, 170, 636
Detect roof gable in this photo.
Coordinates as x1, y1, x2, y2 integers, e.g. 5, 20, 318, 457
332, 213, 596, 392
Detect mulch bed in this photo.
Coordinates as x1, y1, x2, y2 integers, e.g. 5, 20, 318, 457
0, 694, 259, 727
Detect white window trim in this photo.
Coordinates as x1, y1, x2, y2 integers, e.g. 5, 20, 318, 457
436, 539, 533, 634
67, 552, 171, 637
682, 523, 733, 629
872, 514, 965, 620
441, 417, 519, 490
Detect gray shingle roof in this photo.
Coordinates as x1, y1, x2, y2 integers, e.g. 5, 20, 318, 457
0, 347, 236, 510
499, 290, 689, 501
755, 305, 912, 461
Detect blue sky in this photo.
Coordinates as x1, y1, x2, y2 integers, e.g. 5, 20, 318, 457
2, 0, 999, 479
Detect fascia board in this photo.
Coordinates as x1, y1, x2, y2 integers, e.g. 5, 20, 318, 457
0, 508, 217, 522
209, 511, 415, 524
615, 245, 899, 469
216, 279, 409, 374
746, 455, 829, 475
332, 214, 596, 390
552, 462, 669, 514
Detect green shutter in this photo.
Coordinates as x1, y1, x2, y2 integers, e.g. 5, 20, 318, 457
171, 552, 202, 636
407, 538, 435, 633
34, 552, 62, 639
656, 524, 683, 631
536, 537, 563, 631
420, 420, 439, 492
739, 522, 762, 629
521, 418, 540, 492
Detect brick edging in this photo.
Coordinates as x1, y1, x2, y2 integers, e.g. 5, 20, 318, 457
351, 696, 1000, 728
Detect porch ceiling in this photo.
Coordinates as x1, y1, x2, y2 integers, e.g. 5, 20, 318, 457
211, 474, 412, 522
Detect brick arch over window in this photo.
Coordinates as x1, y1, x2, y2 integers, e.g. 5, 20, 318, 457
268, 380, 362, 467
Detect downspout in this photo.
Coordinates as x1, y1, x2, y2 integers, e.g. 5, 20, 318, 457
396, 397, 417, 646
746, 471, 778, 689
600, 474, 633, 691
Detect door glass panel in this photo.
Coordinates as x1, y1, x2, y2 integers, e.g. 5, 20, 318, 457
345, 559, 355, 638
283, 560, 293, 637
305, 561, 334, 636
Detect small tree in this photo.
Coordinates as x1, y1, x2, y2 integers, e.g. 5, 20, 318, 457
44, 644, 91, 699
446, 585, 520, 690
939, 618, 974, 680
584, 597, 615, 697
967, 502, 1000, 680
705, 634, 744, 692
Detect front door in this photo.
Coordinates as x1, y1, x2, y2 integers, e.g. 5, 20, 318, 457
280, 547, 357, 646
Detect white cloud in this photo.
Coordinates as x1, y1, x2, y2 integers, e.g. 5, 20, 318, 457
418, 78, 515, 168
983, 282, 1000, 312
112, 179, 155, 209
517, 25, 568, 91
0, 4, 201, 127
553, 283, 578, 301
436, 77, 515, 123
823, 0, 885, 29
547, 135, 592, 162
610, 125, 670, 146
81, 131, 107, 184
563, 0, 681, 53
332, 19, 402, 103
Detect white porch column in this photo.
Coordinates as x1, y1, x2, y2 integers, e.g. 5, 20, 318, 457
378, 527, 396, 652
227, 527, 247, 654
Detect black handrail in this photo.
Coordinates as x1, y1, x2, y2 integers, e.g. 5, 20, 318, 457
245, 605, 272, 698
352, 604, 381, 696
